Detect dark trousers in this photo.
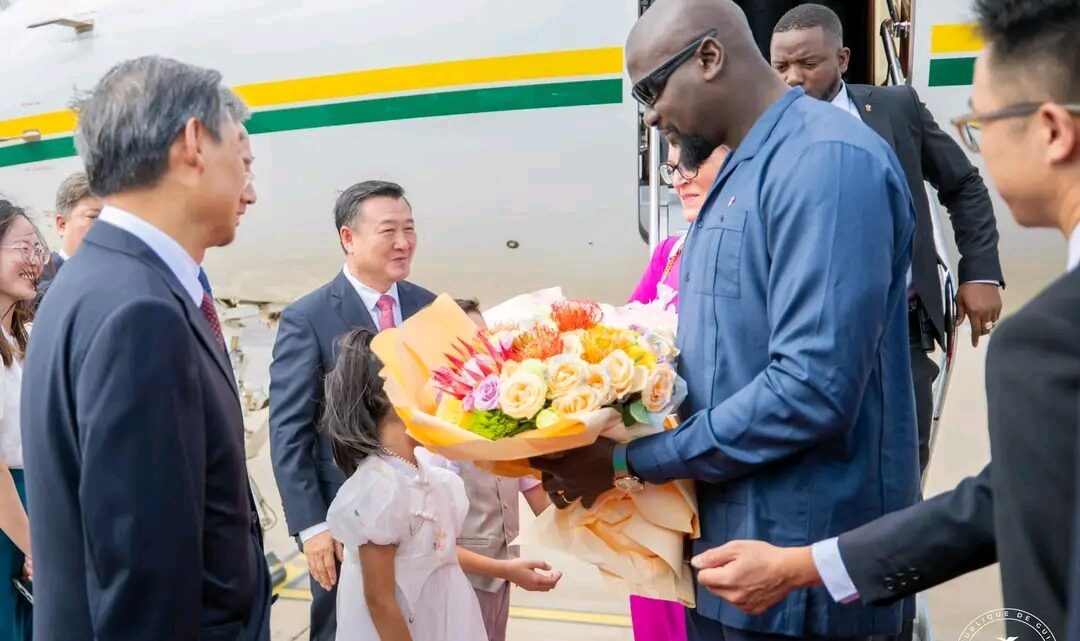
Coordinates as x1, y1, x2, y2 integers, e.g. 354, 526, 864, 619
685, 609, 871, 641
909, 346, 939, 477
307, 555, 339, 641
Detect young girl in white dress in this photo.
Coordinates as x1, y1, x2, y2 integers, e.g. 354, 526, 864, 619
322, 328, 555, 641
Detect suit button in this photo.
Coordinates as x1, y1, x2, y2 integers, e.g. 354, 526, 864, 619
503, 501, 510, 510
884, 577, 896, 591
696, 219, 703, 228
910, 571, 921, 582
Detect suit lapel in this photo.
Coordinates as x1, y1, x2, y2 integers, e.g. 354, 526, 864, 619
847, 85, 896, 147
84, 223, 238, 391
184, 297, 239, 391
330, 271, 376, 331
398, 282, 425, 320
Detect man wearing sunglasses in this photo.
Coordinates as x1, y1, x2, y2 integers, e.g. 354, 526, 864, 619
532, 1, 920, 640
681, 2, 1080, 640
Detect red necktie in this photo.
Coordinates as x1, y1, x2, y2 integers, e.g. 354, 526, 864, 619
200, 292, 226, 350
375, 295, 397, 331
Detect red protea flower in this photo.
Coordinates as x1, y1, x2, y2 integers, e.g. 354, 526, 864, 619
551, 299, 603, 332
431, 332, 506, 399
508, 325, 564, 361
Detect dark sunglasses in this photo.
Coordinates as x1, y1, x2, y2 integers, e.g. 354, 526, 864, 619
631, 29, 718, 107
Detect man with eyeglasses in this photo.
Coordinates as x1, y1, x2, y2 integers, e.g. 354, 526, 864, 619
682, 2, 1080, 640
531, 0, 920, 639
770, 3, 1005, 479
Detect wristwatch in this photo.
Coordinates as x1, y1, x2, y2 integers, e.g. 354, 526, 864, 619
612, 443, 645, 493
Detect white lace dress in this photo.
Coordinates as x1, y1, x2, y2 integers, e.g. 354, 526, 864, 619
326, 451, 487, 641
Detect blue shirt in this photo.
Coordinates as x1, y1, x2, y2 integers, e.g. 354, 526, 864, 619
628, 87, 919, 636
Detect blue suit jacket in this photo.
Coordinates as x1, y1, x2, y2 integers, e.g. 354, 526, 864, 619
628, 88, 919, 636
22, 222, 270, 641
269, 272, 435, 536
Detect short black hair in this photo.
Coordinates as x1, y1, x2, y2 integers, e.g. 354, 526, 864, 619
455, 298, 481, 315
975, 0, 1080, 102
333, 180, 409, 233
773, 4, 844, 45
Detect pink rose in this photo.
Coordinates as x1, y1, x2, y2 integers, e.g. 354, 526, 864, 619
473, 375, 501, 411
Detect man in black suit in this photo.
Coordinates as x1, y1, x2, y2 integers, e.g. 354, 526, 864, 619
269, 180, 434, 641
686, 2, 1080, 639
34, 171, 101, 309
770, 3, 1006, 474
21, 57, 271, 641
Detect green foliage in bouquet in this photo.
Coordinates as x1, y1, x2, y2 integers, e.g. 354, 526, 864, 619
467, 411, 535, 440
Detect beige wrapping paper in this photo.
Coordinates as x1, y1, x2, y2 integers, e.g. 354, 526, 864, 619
370, 292, 699, 605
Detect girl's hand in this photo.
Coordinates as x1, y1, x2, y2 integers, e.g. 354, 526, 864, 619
22, 556, 31, 581
503, 559, 562, 592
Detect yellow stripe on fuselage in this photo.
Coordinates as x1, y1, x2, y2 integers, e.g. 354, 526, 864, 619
0, 47, 623, 140
930, 23, 983, 55
236, 47, 623, 107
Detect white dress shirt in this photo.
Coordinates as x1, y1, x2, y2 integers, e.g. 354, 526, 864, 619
98, 205, 203, 306
813, 222, 1080, 604
298, 268, 405, 545
57, 249, 70, 262
342, 266, 403, 329
0, 327, 24, 469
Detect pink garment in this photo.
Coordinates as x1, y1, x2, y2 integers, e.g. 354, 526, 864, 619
627, 234, 688, 641
628, 235, 683, 309
630, 595, 687, 641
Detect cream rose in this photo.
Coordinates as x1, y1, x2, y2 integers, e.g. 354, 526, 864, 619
560, 331, 585, 358
644, 328, 678, 363
498, 370, 548, 419
642, 364, 677, 414
603, 349, 649, 399
586, 365, 616, 404
546, 355, 588, 399
551, 385, 604, 416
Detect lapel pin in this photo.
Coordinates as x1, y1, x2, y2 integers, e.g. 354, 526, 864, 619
727, 196, 736, 207
865, 104, 873, 112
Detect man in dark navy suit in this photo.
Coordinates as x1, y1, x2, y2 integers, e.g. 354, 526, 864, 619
22, 57, 271, 641
269, 180, 434, 641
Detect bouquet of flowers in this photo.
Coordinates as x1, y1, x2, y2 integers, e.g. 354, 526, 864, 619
371, 288, 699, 605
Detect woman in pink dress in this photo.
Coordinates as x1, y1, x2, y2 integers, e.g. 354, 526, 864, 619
626, 142, 729, 641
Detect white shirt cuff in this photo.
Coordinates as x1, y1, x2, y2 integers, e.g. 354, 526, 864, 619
962, 280, 1001, 286
811, 538, 860, 604
299, 522, 330, 544
519, 476, 542, 492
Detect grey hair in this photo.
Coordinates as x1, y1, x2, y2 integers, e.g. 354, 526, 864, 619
220, 86, 251, 124
73, 56, 235, 197
54, 171, 95, 219
333, 180, 409, 236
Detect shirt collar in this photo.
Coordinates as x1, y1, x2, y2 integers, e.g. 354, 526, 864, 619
1068, 224, 1080, 273
717, 86, 804, 178
56, 249, 70, 261
830, 82, 861, 119
341, 265, 399, 314
98, 205, 204, 305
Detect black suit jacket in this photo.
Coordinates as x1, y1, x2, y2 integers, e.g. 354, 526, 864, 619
847, 84, 1003, 343
22, 222, 271, 641
268, 271, 435, 536
838, 267, 1080, 637
32, 251, 65, 312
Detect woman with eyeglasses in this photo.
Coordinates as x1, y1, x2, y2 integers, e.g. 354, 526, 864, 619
626, 142, 728, 641
0, 199, 47, 641
629, 143, 730, 310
